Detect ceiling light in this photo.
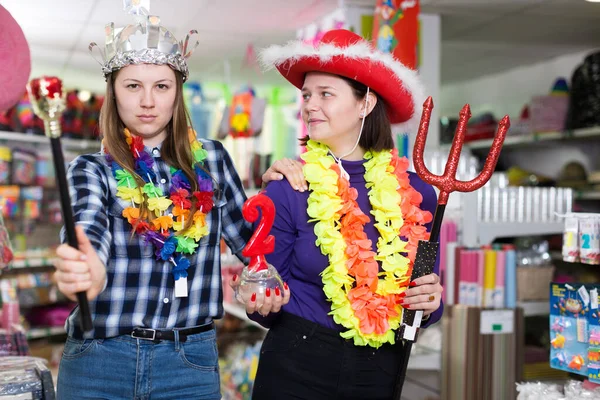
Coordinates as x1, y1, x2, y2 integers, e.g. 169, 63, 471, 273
585, 0, 600, 3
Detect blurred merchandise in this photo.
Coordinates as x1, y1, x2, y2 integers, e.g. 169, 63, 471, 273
566, 50, 600, 130
507, 166, 555, 187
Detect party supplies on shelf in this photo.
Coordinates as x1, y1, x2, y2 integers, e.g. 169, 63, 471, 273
35, 151, 55, 188
579, 217, 600, 265
549, 282, 590, 377
0, 147, 12, 185
561, 213, 600, 265
0, 186, 20, 219
11, 149, 36, 186
588, 287, 600, 384
20, 187, 43, 220
562, 214, 579, 262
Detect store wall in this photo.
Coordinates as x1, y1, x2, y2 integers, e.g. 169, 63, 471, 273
441, 48, 600, 179
439, 48, 597, 119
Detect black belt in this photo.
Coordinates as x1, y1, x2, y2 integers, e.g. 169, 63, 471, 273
131, 322, 214, 343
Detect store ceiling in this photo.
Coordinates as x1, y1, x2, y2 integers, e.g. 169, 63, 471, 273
2, 0, 600, 90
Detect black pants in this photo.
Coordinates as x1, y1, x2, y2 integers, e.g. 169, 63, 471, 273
252, 312, 406, 400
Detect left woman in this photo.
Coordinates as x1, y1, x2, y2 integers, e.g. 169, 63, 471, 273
53, 6, 293, 399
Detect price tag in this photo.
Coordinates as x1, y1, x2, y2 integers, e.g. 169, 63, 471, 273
591, 288, 598, 310
480, 310, 514, 335
175, 277, 188, 298
579, 285, 590, 308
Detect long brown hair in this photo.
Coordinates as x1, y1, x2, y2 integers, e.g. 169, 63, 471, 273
300, 74, 394, 152
100, 69, 199, 229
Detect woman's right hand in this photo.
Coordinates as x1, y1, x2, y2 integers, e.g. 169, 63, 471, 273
54, 225, 107, 302
229, 275, 291, 317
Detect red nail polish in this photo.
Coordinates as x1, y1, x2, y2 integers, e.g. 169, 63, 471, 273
399, 292, 407, 299
399, 299, 405, 305
232, 274, 238, 282
275, 287, 281, 296
284, 282, 289, 290
266, 288, 271, 297
251, 293, 256, 302
409, 282, 417, 287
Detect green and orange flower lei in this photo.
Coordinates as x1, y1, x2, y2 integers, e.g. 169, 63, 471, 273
301, 140, 432, 348
104, 128, 213, 282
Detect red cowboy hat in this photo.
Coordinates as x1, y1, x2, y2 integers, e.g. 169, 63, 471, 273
260, 29, 425, 131
0, 5, 31, 112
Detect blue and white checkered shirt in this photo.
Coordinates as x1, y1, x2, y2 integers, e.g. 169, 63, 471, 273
64, 139, 251, 339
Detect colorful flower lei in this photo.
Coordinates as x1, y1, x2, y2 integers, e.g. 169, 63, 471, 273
104, 128, 214, 282
302, 140, 432, 348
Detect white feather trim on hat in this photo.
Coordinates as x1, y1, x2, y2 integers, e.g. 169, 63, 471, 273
259, 40, 425, 135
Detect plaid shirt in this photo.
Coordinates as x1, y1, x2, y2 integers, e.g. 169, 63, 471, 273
64, 139, 251, 339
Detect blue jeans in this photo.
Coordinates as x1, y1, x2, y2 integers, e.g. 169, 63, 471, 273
57, 328, 221, 400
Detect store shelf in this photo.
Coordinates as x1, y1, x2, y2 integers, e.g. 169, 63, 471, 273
408, 350, 441, 371
462, 126, 600, 151
26, 326, 66, 340
518, 301, 549, 317
576, 191, 600, 201
223, 301, 267, 331
8, 257, 56, 270
0, 130, 101, 151
476, 222, 563, 245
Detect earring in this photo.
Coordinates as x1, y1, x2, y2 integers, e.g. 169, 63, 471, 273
360, 111, 365, 117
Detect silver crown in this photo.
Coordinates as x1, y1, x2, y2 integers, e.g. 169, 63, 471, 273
89, 0, 199, 81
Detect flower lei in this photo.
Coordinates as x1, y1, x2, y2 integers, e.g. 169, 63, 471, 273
104, 128, 214, 282
302, 140, 432, 348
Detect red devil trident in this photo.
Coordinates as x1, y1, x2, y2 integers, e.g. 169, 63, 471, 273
392, 97, 510, 399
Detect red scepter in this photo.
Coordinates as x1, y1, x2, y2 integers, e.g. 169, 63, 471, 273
393, 97, 509, 398
27, 77, 93, 332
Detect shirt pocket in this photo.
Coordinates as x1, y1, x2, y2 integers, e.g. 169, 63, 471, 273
196, 188, 227, 248
107, 197, 154, 258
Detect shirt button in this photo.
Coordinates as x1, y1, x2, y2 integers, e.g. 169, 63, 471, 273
160, 178, 166, 184
163, 298, 169, 304
153, 149, 160, 156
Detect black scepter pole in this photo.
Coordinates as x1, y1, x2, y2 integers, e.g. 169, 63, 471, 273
27, 77, 93, 332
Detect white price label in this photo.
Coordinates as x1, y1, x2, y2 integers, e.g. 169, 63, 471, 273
579, 285, 590, 308
591, 289, 598, 310
480, 310, 514, 335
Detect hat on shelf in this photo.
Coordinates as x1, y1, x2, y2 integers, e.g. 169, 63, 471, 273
89, 0, 199, 81
0, 5, 31, 112
259, 28, 425, 133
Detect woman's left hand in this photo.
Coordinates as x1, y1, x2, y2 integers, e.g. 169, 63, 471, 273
401, 273, 443, 317
262, 158, 307, 192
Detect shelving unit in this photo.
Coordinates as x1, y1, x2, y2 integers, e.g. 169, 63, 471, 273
518, 301, 549, 317
456, 126, 600, 152
223, 301, 267, 331
26, 326, 66, 340
460, 191, 564, 247
0, 130, 101, 151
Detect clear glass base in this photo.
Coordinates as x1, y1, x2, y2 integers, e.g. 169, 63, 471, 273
234, 264, 284, 308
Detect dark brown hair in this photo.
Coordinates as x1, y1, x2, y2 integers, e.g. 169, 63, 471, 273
300, 74, 394, 152
100, 69, 199, 229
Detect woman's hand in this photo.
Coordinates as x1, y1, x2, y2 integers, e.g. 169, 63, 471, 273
54, 226, 107, 302
401, 273, 443, 317
229, 274, 291, 317
261, 158, 307, 192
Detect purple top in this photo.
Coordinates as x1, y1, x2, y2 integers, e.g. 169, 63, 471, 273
250, 157, 444, 331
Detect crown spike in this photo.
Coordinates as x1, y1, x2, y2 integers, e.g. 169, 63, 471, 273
123, 0, 150, 16
90, 1, 193, 81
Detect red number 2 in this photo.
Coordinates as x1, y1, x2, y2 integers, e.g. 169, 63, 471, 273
242, 193, 275, 272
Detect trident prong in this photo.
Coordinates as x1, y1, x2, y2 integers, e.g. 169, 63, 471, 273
412, 96, 510, 205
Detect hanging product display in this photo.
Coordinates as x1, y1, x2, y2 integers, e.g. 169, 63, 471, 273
549, 282, 600, 382
562, 213, 600, 265
372, 0, 420, 70
218, 86, 266, 139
